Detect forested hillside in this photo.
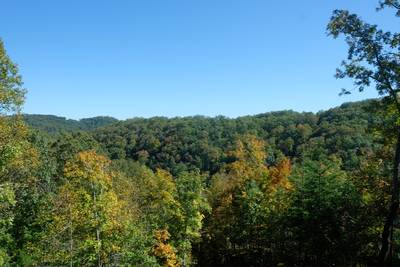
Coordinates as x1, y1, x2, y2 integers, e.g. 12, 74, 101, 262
25, 99, 380, 175
23, 114, 118, 134
14, 98, 392, 266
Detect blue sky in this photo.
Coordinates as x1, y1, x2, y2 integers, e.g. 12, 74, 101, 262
1, 0, 397, 119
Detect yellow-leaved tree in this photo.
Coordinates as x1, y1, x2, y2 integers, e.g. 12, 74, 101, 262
31, 151, 128, 267
201, 135, 292, 265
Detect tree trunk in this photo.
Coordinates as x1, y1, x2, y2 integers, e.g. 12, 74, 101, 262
69, 204, 73, 267
92, 182, 102, 267
70, 224, 73, 267
97, 226, 101, 267
378, 129, 400, 266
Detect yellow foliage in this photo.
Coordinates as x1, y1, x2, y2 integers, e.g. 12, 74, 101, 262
64, 150, 112, 188
0, 115, 39, 183
153, 229, 180, 267
221, 135, 293, 192
269, 158, 293, 191
224, 135, 270, 189
208, 135, 293, 237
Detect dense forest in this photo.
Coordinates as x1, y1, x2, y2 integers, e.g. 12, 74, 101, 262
22, 115, 118, 134
23, 100, 381, 175
1, 1, 400, 266
19, 101, 387, 266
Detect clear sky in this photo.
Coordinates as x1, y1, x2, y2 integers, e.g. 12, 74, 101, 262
1, 0, 397, 119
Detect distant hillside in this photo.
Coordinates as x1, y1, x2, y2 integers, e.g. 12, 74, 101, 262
23, 100, 382, 173
23, 114, 118, 134
86, 99, 379, 174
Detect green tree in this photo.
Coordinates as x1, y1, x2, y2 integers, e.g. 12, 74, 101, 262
351, 145, 394, 262
32, 151, 128, 266
114, 161, 181, 265
0, 183, 15, 265
327, 1, 400, 263
0, 39, 25, 115
286, 159, 362, 265
175, 170, 210, 266
0, 38, 36, 265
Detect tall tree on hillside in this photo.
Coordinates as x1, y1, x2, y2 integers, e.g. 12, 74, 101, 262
0, 39, 34, 264
175, 170, 210, 266
0, 39, 25, 115
0, 38, 27, 183
327, 1, 400, 264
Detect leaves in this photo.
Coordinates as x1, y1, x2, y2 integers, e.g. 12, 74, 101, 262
0, 39, 25, 115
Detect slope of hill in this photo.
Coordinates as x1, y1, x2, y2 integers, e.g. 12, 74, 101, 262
23, 114, 118, 134
23, 99, 381, 174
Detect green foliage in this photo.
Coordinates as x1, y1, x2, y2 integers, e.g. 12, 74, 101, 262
328, 1, 400, 264
285, 159, 363, 265
23, 114, 118, 134
31, 151, 130, 266
0, 38, 38, 266
20, 101, 368, 175
24, 101, 379, 176
49, 131, 103, 177
174, 170, 210, 265
0, 39, 25, 115
0, 183, 15, 266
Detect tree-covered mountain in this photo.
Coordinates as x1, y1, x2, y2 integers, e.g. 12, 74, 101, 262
22, 114, 118, 134
24, 99, 381, 175
18, 100, 388, 266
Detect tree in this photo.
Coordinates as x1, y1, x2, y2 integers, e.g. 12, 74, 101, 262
286, 159, 362, 265
50, 132, 103, 178
0, 39, 38, 265
174, 170, 210, 266
32, 151, 128, 266
327, 1, 400, 264
0, 39, 25, 115
351, 144, 394, 262
202, 135, 292, 265
0, 183, 15, 265
0, 38, 27, 182
153, 229, 179, 267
